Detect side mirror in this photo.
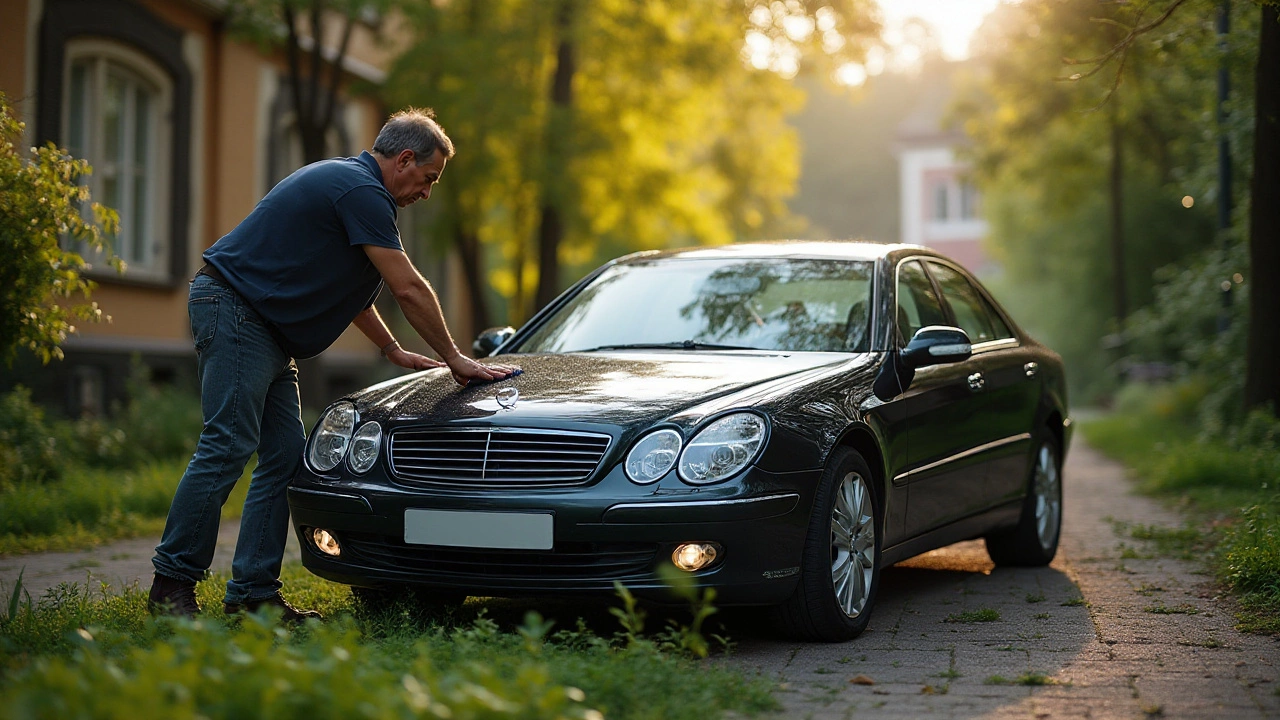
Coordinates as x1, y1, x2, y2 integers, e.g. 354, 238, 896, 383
472, 326, 515, 357
901, 326, 972, 370
873, 326, 972, 401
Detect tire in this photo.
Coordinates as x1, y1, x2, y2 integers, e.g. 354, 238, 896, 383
351, 585, 467, 615
772, 446, 882, 642
985, 435, 1062, 567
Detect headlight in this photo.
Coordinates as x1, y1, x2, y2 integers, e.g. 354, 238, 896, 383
347, 421, 382, 474
308, 402, 357, 472
678, 413, 767, 485
625, 429, 682, 484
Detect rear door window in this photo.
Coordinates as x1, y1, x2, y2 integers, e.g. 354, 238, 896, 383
926, 262, 1013, 344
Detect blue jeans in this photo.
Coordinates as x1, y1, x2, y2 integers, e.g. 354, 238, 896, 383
152, 274, 305, 604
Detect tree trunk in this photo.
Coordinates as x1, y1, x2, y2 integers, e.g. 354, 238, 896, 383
453, 224, 492, 337
1109, 108, 1128, 322
282, 0, 354, 165
1244, 6, 1280, 413
534, 0, 575, 311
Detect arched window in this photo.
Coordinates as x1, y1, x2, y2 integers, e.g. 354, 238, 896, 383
63, 39, 173, 281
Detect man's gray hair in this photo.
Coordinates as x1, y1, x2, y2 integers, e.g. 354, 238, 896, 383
372, 108, 455, 164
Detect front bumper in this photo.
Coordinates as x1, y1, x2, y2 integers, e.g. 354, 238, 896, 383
288, 463, 820, 606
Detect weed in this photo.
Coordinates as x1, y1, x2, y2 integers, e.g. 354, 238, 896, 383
1136, 583, 1165, 596
1083, 400, 1280, 634
986, 672, 1057, 686
1034, 613, 1050, 620
944, 608, 1000, 623
1177, 637, 1222, 648
1142, 703, 1164, 715
1143, 604, 1198, 615
1061, 597, 1086, 607
1025, 593, 1045, 603
935, 668, 961, 679
0, 570, 776, 719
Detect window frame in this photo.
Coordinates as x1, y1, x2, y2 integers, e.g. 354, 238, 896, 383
37, 0, 193, 289
893, 258, 950, 349
62, 38, 174, 283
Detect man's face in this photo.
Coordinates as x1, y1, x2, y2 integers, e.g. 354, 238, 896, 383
388, 149, 447, 207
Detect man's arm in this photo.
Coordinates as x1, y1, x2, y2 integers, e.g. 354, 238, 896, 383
352, 305, 444, 372
362, 245, 519, 385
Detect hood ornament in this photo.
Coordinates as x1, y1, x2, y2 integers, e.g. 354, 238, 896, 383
496, 387, 519, 410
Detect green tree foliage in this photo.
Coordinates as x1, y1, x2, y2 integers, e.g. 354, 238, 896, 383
0, 93, 119, 366
954, 0, 1254, 402
385, 0, 879, 327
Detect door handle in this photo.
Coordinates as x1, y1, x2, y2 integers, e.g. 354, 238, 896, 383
967, 372, 985, 392
1024, 362, 1039, 378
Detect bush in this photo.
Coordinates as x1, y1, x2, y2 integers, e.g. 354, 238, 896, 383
0, 386, 63, 488
60, 378, 202, 470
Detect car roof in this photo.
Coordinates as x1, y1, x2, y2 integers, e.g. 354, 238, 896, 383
614, 240, 927, 264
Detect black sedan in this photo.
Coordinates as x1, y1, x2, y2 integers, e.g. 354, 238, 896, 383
289, 241, 1070, 642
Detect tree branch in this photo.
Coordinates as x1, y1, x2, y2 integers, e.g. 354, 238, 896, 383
321, 10, 355, 141
282, 1, 306, 137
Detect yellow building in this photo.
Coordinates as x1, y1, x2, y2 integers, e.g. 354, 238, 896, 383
1, 0, 466, 416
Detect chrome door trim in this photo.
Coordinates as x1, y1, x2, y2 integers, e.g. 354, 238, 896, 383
892, 432, 1032, 485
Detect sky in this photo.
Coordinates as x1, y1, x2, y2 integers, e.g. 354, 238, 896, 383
877, 0, 1004, 61
828, 0, 1001, 85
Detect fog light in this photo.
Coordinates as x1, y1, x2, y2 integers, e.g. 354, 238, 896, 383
312, 528, 341, 557
672, 542, 720, 571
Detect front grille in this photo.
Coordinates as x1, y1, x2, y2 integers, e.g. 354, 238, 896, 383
340, 532, 656, 580
389, 427, 612, 488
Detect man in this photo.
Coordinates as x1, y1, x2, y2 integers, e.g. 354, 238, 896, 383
148, 108, 519, 620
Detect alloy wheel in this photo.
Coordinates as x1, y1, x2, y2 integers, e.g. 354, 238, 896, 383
1034, 444, 1061, 552
830, 471, 876, 617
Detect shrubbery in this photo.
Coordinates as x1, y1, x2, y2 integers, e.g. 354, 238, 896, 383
0, 373, 206, 552
0, 569, 777, 720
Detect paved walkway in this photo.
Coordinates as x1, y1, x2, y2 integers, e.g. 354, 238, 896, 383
0, 520, 300, 599
724, 442, 1280, 719
1, 442, 1277, 719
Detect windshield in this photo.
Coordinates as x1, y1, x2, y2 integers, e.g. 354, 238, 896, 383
515, 258, 875, 353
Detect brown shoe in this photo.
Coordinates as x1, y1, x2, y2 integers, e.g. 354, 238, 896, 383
148, 574, 200, 618
224, 592, 321, 623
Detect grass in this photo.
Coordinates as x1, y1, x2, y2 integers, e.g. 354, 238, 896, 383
0, 383, 256, 556
0, 566, 777, 720
943, 608, 1000, 623
1081, 383, 1280, 635
0, 458, 252, 555
1143, 604, 1198, 615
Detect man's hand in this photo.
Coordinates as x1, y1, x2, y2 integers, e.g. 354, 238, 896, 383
445, 353, 522, 387
387, 348, 446, 372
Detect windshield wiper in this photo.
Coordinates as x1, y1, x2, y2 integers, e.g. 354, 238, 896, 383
578, 341, 760, 352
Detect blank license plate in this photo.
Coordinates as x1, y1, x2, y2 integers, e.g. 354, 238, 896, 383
404, 509, 554, 550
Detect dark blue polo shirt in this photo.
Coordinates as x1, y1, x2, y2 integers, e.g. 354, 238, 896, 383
203, 151, 401, 359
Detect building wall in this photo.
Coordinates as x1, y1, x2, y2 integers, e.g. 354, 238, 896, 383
898, 144, 990, 275
0, 0, 432, 417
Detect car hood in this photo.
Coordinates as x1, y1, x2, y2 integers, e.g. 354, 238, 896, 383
348, 351, 862, 428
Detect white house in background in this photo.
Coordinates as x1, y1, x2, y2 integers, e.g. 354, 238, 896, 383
896, 61, 990, 274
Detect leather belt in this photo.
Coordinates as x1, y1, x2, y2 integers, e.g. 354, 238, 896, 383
196, 263, 228, 284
